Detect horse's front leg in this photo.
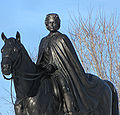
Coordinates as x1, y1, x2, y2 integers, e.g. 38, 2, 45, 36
26, 97, 40, 115
14, 99, 30, 115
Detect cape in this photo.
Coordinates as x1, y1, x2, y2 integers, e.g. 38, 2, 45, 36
36, 31, 105, 113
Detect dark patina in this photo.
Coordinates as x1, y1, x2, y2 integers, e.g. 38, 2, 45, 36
1, 13, 119, 115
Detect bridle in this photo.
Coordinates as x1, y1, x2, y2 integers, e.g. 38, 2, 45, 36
2, 45, 23, 80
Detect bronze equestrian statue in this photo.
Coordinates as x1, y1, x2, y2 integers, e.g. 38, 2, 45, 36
1, 13, 119, 115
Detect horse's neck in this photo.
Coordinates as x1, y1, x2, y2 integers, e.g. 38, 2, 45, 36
17, 50, 36, 73
14, 49, 37, 100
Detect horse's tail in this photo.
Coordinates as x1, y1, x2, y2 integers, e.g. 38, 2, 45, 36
104, 80, 119, 115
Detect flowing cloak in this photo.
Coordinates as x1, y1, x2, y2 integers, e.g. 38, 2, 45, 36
36, 31, 106, 113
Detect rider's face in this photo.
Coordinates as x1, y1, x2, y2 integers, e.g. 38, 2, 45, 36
46, 16, 59, 32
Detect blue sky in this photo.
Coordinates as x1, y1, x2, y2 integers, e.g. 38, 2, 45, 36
0, 0, 120, 114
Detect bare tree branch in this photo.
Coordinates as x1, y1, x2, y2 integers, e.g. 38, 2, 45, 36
69, 11, 120, 108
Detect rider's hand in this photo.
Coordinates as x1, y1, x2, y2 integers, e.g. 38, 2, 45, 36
45, 64, 58, 73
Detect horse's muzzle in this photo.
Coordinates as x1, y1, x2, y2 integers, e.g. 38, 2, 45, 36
1, 64, 12, 75
1, 58, 12, 75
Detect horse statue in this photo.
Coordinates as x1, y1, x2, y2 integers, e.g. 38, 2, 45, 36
1, 32, 63, 115
1, 32, 119, 115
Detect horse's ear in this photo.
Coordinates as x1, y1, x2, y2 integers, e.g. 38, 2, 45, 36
16, 31, 21, 42
1, 32, 7, 42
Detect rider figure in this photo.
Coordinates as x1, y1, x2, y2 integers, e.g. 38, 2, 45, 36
36, 13, 76, 114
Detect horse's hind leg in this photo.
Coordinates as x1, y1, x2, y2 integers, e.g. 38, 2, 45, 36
104, 80, 119, 115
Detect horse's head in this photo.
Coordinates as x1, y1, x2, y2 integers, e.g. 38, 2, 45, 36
1, 32, 21, 75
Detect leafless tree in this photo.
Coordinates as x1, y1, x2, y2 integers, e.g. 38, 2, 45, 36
69, 11, 120, 105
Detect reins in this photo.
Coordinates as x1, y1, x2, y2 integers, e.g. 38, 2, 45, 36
14, 70, 46, 81
2, 74, 13, 80
10, 79, 15, 105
